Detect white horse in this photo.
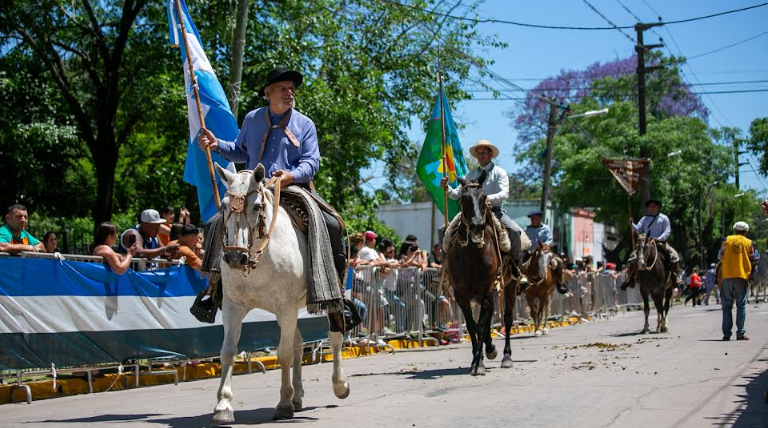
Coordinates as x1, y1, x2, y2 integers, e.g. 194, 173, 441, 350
212, 163, 349, 424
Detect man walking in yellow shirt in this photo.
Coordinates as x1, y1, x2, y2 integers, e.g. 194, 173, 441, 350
719, 221, 755, 341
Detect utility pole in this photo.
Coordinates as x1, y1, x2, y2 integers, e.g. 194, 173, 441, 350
540, 99, 559, 213
734, 139, 748, 190
635, 23, 663, 206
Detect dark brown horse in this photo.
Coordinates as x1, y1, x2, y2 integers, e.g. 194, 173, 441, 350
445, 171, 519, 375
635, 233, 675, 333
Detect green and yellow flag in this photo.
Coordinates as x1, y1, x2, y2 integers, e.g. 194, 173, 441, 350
416, 88, 468, 219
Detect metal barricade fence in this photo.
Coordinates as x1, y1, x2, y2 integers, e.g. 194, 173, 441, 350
19, 251, 182, 271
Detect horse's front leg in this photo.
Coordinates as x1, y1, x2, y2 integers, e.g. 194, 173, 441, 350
471, 293, 494, 376
273, 313, 298, 420
329, 325, 350, 399
483, 292, 498, 360
652, 292, 665, 334
542, 294, 551, 335
640, 290, 650, 334
501, 285, 515, 368
457, 300, 480, 374
213, 301, 248, 425
292, 326, 305, 412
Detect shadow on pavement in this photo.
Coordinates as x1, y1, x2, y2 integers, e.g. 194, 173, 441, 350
150, 407, 323, 427
703, 366, 768, 428
31, 413, 164, 424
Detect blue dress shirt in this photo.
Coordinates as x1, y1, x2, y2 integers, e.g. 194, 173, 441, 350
525, 224, 553, 249
633, 213, 671, 242
216, 107, 319, 184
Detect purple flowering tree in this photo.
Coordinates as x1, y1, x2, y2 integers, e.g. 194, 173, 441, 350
512, 53, 709, 148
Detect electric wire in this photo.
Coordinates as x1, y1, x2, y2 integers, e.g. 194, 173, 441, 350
376, 0, 768, 30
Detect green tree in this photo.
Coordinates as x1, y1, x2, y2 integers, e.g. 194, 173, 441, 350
1, 0, 496, 229
747, 117, 768, 174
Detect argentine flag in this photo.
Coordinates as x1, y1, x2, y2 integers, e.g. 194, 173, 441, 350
168, 0, 237, 222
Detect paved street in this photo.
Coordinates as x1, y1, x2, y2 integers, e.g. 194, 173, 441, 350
2, 303, 767, 428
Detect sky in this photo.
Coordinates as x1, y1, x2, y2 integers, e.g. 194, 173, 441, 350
367, 0, 768, 197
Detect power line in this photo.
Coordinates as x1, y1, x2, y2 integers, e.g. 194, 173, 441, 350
463, 79, 768, 92
465, 88, 768, 101
581, 0, 635, 43
376, 0, 768, 30
687, 29, 768, 60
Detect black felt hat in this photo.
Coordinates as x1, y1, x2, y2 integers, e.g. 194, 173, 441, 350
258, 67, 303, 97
645, 198, 662, 207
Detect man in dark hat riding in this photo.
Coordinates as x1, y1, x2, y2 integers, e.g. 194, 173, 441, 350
524, 210, 553, 253
621, 198, 681, 290
197, 67, 359, 331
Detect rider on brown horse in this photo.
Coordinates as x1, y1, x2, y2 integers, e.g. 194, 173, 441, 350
441, 139, 527, 287
621, 198, 682, 290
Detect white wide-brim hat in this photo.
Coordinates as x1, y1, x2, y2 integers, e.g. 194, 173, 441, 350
469, 139, 499, 159
733, 221, 749, 232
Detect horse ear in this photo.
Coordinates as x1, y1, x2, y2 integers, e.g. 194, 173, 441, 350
252, 164, 265, 185
457, 176, 466, 187
214, 162, 235, 188
477, 169, 487, 185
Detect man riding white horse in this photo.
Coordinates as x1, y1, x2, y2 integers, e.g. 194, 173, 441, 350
197, 67, 360, 331
440, 139, 527, 286
621, 198, 681, 290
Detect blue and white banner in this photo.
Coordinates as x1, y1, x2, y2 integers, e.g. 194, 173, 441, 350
168, 0, 238, 222
0, 258, 327, 370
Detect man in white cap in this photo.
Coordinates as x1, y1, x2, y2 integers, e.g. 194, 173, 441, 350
718, 221, 755, 340
440, 139, 526, 285
121, 209, 180, 259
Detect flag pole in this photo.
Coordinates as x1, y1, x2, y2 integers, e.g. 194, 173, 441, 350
438, 69, 449, 232
174, 0, 221, 210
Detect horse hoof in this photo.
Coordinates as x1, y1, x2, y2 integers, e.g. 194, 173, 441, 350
641, 328, 650, 335
660, 327, 668, 333
486, 348, 498, 360
501, 358, 514, 369
273, 405, 294, 420
293, 401, 303, 412
212, 409, 235, 425
534, 330, 542, 337
470, 364, 486, 376
334, 382, 350, 399
543, 328, 550, 335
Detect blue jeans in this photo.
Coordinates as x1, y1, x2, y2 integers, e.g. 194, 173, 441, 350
721, 278, 748, 338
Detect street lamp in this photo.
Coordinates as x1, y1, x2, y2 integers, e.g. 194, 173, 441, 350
540, 106, 609, 212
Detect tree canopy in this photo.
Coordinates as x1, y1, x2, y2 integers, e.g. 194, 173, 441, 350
0, 0, 498, 228
509, 53, 759, 266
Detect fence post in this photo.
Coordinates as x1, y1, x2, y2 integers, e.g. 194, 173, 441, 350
62, 228, 70, 254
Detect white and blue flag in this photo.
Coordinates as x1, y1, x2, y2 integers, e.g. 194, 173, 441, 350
168, 0, 237, 222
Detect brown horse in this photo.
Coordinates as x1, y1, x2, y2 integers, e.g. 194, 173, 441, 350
444, 171, 518, 375
524, 246, 568, 336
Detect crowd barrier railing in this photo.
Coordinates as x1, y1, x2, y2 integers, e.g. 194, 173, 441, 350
18, 250, 183, 271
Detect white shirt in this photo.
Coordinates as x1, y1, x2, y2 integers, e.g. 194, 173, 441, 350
357, 246, 379, 262
447, 162, 509, 208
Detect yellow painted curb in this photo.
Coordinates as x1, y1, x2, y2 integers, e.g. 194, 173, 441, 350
0, 315, 594, 405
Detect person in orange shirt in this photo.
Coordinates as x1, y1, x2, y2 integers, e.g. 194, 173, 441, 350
168, 223, 202, 272
718, 221, 755, 341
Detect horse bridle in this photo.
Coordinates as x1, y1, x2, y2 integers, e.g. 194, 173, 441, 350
221, 173, 282, 271
638, 238, 659, 271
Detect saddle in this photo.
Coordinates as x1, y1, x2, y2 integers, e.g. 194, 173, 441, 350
442, 212, 512, 254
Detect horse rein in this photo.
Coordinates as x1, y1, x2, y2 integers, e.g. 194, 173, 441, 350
222, 174, 282, 272
639, 239, 659, 271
